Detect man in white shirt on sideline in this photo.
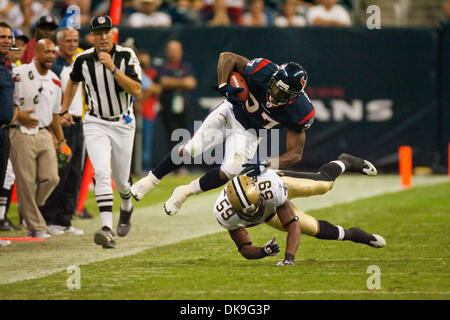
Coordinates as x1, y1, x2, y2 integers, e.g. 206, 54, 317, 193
40, 27, 85, 236
307, 0, 352, 26
9, 38, 68, 239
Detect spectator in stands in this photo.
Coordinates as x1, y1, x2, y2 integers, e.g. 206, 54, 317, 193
307, 0, 352, 26
203, 0, 244, 25
5, 0, 50, 30
242, 0, 272, 26
60, 0, 93, 25
206, 0, 233, 26
136, 51, 161, 171
157, 40, 197, 150
274, 0, 307, 27
21, 15, 59, 64
444, 0, 450, 21
168, 0, 203, 25
122, 0, 139, 23
128, 0, 172, 27
0, 1, 14, 19
192, 0, 206, 23
39, 27, 85, 236
91, 0, 110, 17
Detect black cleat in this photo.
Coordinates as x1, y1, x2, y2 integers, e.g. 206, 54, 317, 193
94, 226, 116, 249
338, 153, 377, 176
116, 207, 133, 237
347, 227, 386, 248
0, 219, 13, 231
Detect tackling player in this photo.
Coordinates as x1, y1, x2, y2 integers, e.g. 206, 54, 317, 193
214, 153, 384, 265
131, 52, 315, 215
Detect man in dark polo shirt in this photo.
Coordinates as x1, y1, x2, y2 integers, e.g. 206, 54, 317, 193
0, 22, 17, 247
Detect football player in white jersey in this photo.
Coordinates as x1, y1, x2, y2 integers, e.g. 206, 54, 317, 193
213, 153, 385, 265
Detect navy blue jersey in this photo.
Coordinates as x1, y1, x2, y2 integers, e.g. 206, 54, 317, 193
232, 58, 315, 133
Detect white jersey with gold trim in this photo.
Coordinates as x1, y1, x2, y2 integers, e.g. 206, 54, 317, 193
213, 169, 288, 230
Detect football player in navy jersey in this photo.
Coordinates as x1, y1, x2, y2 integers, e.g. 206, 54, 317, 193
131, 51, 315, 216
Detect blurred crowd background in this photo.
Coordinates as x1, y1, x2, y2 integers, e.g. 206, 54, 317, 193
0, 0, 448, 36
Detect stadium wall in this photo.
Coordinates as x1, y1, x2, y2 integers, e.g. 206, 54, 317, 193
105, 26, 447, 172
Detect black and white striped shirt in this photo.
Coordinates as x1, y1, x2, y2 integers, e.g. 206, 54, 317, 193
70, 44, 142, 119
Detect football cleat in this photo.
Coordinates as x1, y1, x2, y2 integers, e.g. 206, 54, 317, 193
0, 219, 14, 231
338, 153, 377, 176
130, 172, 159, 201
94, 226, 116, 249
116, 206, 133, 237
369, 234, 386, 248
163, 185, 192, 216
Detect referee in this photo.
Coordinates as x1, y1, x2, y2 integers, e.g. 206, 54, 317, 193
60, 15, 142, 249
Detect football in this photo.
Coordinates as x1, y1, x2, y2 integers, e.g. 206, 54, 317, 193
228, 71, 250, 101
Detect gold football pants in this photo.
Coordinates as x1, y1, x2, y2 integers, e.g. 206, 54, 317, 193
265, 171, 334, 236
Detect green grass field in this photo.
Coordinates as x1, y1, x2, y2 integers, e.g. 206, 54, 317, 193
0, 176, 449, 300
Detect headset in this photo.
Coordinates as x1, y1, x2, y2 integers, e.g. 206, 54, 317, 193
10, 30, 18, 51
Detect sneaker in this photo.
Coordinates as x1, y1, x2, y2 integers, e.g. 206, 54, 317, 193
116, 206, 133, 237
163, 184, 192, 216
0, 219, 13, 231
33, 231, 51, 239
47, 225, 65, 235
130, 172, 159, 201
64, 226, 84, 236
0, 239, 11, 247
338, 153, 377, 176
94, 226, 116, 249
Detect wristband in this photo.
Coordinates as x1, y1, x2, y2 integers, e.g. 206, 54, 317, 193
59, 110, 68, 117
112, 66, 118, 75
260, 247, 268, 258
58, 138, 67, 145
218, 82, 227, 88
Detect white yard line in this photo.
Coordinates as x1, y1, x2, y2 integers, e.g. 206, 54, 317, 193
0, 175, 448, 285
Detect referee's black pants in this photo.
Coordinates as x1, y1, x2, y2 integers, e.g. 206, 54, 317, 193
0, 126, 10, 187
40, 120, 84, 227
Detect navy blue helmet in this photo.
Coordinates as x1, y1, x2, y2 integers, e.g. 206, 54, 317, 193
267, 62, 308, 106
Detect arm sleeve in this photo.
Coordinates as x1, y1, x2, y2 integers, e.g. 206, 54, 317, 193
125, 50, 142, 83
70, 56, 84, 82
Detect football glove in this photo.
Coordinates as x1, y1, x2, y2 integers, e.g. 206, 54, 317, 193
241, 159, 270, 177
263, 237, 280, 256
216, 83, 245, 105
276, 258, 295, 266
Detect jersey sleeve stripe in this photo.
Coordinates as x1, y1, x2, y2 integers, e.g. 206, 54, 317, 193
251, 59, 271, 75
299, 109, 315, 124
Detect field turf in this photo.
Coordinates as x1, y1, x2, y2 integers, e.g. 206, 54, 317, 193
0, 177, 448, 300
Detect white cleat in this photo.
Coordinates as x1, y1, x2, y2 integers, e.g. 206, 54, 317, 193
362, 160, 377, 176
130, 172, 159, 201
369, 234, 386, 248
164, 185, 193, 216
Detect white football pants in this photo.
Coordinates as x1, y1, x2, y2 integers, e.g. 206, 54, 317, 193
183, 101, 261, 179
83, 113, 135, 198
